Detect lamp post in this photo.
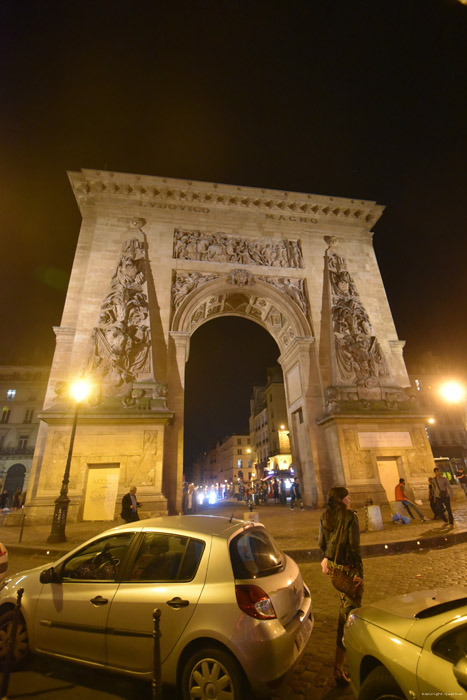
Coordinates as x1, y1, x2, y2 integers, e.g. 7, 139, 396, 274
47, 379, 92, 543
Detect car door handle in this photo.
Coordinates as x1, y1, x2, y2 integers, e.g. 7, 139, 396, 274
90, 595, 109, 606
166, 596, 189, 609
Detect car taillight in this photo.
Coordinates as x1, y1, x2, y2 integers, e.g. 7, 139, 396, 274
235, 584, 277, 620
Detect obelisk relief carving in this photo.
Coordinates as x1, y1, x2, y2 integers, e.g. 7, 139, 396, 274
320, 236, 417, 413
87, 224, 167, 406
325, 236, 389, 384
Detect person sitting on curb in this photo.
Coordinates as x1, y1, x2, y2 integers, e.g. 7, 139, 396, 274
394, 478, 428, 522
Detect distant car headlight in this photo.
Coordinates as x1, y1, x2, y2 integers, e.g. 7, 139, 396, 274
345, 612, 358, 628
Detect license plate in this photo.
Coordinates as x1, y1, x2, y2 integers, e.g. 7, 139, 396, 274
295, 616, 312, 651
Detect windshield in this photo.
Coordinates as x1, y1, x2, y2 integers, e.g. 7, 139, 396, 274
230, 527, 284, 579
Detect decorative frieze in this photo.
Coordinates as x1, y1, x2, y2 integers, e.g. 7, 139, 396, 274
173, 229, 303, 268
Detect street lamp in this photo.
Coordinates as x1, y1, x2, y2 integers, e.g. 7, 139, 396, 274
439, 381, 465, 404
47, 378, 93, 543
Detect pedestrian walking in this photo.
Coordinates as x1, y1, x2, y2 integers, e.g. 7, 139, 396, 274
394, 478, 427, 522
432, 466, 454, 525
182, 483, 197, 514
319, 486, 363, 687
120, 486, 141, 522
272, 480, 279, 504
428, 477, 444, 519
0, 491, 9, 509
290, 477, 304, 510
12, 487, 22, 510
457, 468, 467, 498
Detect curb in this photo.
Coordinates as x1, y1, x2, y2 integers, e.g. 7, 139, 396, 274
285, 527, 467, 562
5, 528, 467, 561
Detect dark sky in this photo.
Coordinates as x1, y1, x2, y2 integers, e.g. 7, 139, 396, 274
1, 1, 466, 464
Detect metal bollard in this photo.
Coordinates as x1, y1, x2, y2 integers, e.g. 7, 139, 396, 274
18, 511, 26, 544
152, 608, 162, 700
0, 587, 24, 700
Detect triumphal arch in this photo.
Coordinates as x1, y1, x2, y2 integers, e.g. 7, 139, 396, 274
26, 170, 435, 521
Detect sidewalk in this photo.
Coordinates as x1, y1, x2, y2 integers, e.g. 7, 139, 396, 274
1, 495, 467, 560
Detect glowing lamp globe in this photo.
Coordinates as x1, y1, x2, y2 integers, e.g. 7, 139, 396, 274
70, 379, 93, 403
439, 381, 465, 404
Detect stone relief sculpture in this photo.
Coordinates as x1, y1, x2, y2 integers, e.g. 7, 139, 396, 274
325, 236, 389, 384
173, 229, 303, 268
172, 272, 219, 308
86, 235, 166, 406
257, 276, 308, 315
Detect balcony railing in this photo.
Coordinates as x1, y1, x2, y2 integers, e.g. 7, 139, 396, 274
0, 446, 34, 456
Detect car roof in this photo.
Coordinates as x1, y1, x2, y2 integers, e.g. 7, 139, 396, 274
111, 514, 261, 539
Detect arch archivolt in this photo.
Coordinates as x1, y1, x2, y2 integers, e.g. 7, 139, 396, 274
170, 269, 313, 353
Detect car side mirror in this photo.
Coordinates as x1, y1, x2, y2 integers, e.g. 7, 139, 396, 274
453, 656, 467, 691
39, 566, 62, 584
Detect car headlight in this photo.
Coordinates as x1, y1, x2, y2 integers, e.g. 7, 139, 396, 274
345, 612, 358, 628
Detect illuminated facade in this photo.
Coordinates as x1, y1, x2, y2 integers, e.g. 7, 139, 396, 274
26, 170, 436, 521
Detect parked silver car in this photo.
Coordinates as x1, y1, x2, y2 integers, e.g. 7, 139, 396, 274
0, 515, 313, 698
344, 587, 467, 699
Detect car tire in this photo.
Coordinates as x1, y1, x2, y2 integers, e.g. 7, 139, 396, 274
358, 665, 405, 700
0, 610, 30, 668
181, 646, 247, 700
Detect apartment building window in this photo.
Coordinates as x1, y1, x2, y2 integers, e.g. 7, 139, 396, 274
247, 438, 250, 444
237, 439, 241, 445
237, 449, 242, 455
1, 409, 11, 424
6, 389, 16, 401
24, 409, 34, 424
0, 435, 4, 450
18, 435, 28, 450
237, 459, 242, 469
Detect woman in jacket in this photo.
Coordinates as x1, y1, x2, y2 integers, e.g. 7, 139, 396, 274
319, 486, 363, 686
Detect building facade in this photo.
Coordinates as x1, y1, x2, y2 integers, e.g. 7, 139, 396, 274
0, 366, 49, 505
27, 170, 436, 521
250, 367, 292, 479
409, 371, 467, 473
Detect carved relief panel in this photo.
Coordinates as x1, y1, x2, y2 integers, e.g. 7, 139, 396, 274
325, 237, 389, 385
173, 229, 303, 268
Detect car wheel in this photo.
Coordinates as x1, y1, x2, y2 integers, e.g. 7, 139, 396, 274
358, 665, 405, 700
182, 647, 247, 700
0, 610, 30, 667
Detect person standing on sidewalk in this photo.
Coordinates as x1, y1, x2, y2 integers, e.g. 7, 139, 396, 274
394, 478, 427, 522
432, 467, 454, 525
457, 468, 467, 498
319, 486, 363, 687
121, 486, 140, 522
290, 477, 304, 510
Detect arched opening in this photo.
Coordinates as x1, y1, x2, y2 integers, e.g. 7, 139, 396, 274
184, 316, 287, 488
3, 463, 26, 507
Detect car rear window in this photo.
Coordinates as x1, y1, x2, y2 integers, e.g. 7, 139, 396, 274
230, 527, 284, 579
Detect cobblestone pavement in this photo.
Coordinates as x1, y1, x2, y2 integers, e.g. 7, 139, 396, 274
4, 542, 467, 699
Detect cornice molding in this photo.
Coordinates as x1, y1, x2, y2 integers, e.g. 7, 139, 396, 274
68, 169, 385, 230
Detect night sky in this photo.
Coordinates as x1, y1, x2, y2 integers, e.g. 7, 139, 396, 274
1, 1, 466, 466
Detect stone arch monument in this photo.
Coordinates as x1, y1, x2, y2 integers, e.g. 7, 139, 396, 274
26, 170, 435, 521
